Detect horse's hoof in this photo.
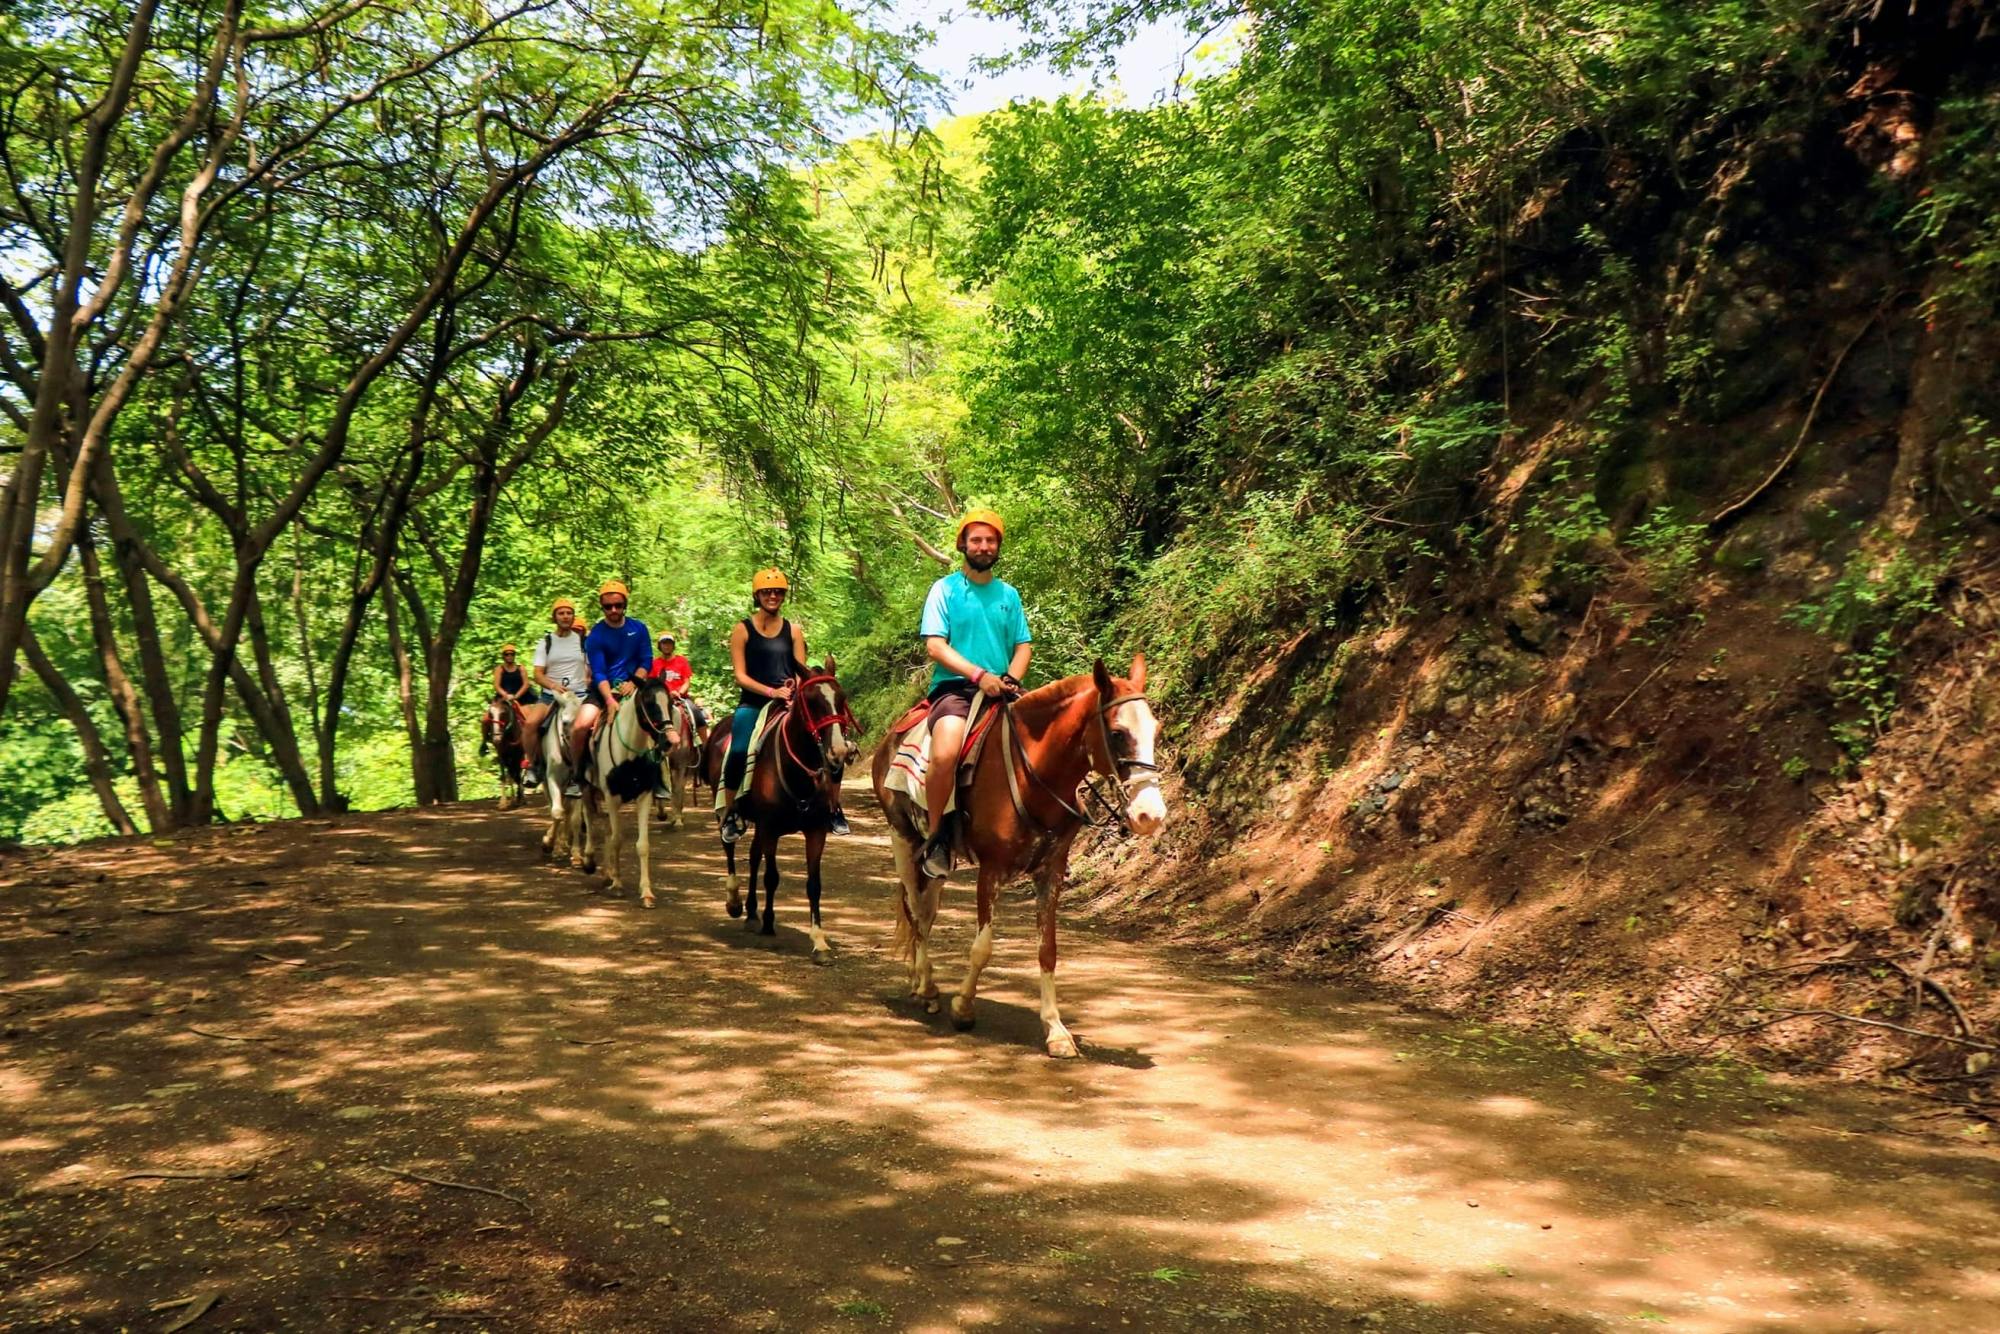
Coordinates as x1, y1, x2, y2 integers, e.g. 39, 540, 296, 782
725, 893, 742, 919
951, 1011, 975, 1033
923, 998, 941, 1016
743, 913, 759, 933
759, 919, 776, 937
811, 948, 834, 967
640, 894, 655, 910
1046, 1032, 1080, 1060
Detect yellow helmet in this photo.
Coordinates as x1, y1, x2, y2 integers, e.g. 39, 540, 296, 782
551, 597, 575, 615
502, 643, 517, 654
598, 578, 629, 600
752, 568, 789, 593
955, 508, 1005, 549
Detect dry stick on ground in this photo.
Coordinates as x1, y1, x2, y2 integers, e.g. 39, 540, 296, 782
187, 1026, 272, 1043
122, 1167, 255, 1181
1754, 1008, 2000, 1053
152, 1290, 222, 1333
1708, 301, 1889, 528
138, 903, 212, 915
377, 1165, 529, 1210
553, 1031, 615, 1045
16, 1234, 105, 1277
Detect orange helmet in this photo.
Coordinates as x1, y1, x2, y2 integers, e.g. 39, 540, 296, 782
955, 508, 1005, 549
502, 643, 517, 654
752, 568, 789, 593
598, 579, 628, 605
551, 597, 575, 615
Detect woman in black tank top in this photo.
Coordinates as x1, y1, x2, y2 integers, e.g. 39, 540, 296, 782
493, 647, 531, 702
738, 616, 798, 707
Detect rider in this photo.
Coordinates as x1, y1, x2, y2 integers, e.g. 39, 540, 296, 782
522, 597, 592, 788
564, 579, 669, 802
919, 508, 1032, 878
490, 643, 537, 782
719, 569, 808, 844
653, 631, 710, 750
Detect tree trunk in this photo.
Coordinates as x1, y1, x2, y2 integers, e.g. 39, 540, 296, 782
92, 457, 194, 824
22, 625, 139, 836
382, 579, 432, 803
77, 527, 171, 831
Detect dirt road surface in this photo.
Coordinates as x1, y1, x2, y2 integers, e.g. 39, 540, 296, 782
4, 793, 1999, 1331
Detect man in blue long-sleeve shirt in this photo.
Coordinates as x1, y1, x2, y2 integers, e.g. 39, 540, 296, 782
565, 578, 663, 800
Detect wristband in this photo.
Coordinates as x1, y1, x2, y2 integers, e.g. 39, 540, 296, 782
971, 669, 986, 687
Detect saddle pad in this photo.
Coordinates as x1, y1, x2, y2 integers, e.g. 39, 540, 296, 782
712, 701, 777, 810
880, 699, 999, 817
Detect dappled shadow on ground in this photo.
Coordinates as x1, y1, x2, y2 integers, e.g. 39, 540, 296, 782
3, 795, 1998, 1331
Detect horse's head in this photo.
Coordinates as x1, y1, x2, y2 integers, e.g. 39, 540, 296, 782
796, 656, 861, 779
1092, 653, 1167, 837
630, 676, 672, 746
481, 696, 512, 753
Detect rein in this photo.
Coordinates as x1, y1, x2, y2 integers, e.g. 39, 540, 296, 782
997, 688, 1159, 840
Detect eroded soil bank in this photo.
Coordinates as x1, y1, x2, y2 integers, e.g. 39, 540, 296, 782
4, 795, 1998, 1331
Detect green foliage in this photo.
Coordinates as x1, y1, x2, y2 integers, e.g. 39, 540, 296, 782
1789, 546, 1954, 759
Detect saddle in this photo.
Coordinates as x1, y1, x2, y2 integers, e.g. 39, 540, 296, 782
883, 695, 999, 818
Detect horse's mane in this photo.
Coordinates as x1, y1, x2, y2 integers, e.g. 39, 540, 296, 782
1009, 672, 1107, 723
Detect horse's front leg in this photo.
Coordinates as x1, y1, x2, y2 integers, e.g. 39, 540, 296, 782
573, 791, 596, 873
803, 827, 831, 965
604, 793, 624, 893
758, 827, 779, 937
950, 866, 1001, 1032
1036, 861, 1078, 1059
634, 784, 655, 908
543, 783, 564, 859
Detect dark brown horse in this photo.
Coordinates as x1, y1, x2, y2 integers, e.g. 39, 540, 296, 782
870, 655, 1167, 1058
479, 695, 529, 811
699, 661, 860, 962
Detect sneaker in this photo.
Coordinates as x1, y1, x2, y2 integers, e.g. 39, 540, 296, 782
563, 779, 583, 798
919, 830, 953, 879
829, 810, 852, 836
719, 810, 744, 844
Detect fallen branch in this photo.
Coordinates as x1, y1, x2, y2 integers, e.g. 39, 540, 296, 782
138, 904, 212, 915
16, 1233, 105, 1277
122, 1166, 255, 1181
553, 1032, 615, 1046
187, 1027, 272, 1043
1752, 1008, 2000, 1052
153, 1289, 222, 1332
253, 953, 306, 967
377, 1166, 528, 1210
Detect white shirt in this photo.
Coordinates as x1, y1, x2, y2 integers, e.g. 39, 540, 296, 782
533, 629, 591, 692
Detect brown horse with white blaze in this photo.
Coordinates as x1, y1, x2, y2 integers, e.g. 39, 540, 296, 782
701, 660, 860, 962
870, 654, 1167, 1058
480, 696, 528, 811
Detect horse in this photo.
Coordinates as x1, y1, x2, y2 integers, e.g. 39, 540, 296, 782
869, 655, 1167, 1059
535, 689, 584, 862
578, 676, 673, 907
479, 695, 529, 811
656, 696, 703, 828
698, 660, 859, 963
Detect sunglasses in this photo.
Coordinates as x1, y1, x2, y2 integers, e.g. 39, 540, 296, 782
601, 600, 626, 610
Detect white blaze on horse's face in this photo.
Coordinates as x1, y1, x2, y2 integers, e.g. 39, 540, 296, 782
818, 681, 858, 769
1111, 697, 1167, 836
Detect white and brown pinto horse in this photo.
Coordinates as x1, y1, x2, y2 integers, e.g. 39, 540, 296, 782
656, 696, 702, 828
479, 695, 529, 811
537, 688, 584, 862
870, 655, 1166, 1058
579, 676, 673, 907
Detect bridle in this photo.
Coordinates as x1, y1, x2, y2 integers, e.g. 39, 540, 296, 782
999, 687, 1161, 838
772, 673, 858, 810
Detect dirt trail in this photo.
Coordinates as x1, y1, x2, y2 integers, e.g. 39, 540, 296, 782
3, 793, 1998, 1332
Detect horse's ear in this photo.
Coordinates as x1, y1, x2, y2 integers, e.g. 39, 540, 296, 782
1092, 657, 1115, 699
1129, 652, 1147, 692
823, 652, 836, 675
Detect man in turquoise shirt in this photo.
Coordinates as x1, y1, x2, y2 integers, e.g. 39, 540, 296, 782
919, 508, 1032, 877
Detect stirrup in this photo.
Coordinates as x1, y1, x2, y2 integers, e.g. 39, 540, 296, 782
919, 829, 954, 879
719, 810, 744, 844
